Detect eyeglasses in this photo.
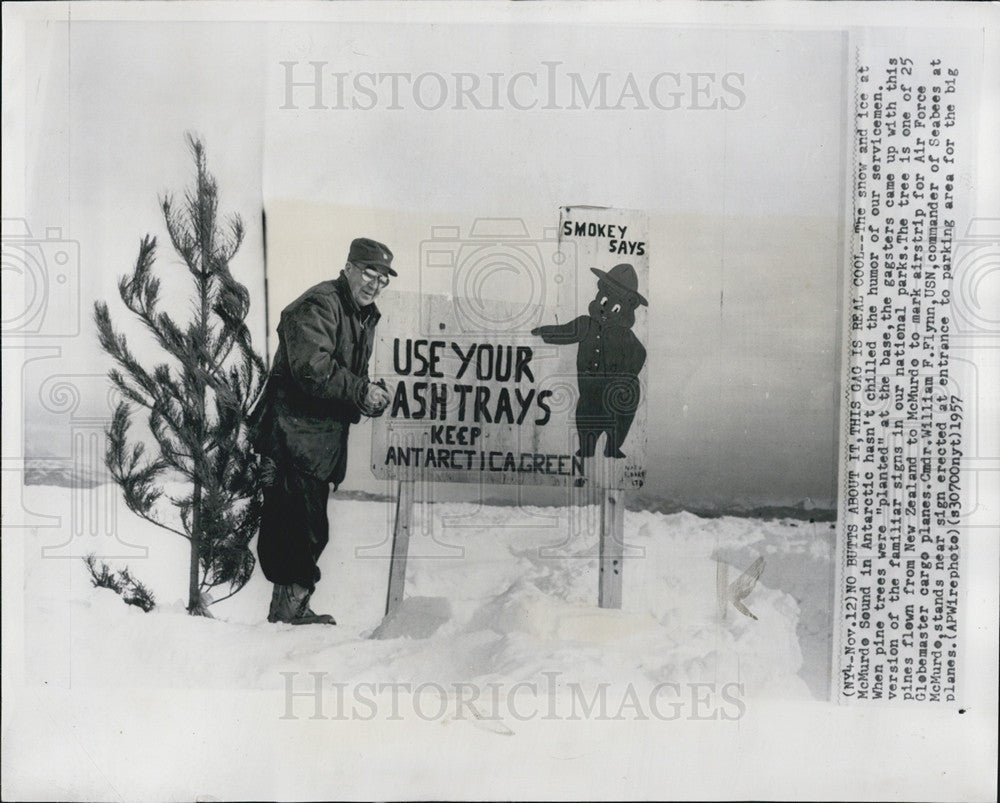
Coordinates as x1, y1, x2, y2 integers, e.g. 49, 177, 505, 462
354, 263, 390, 288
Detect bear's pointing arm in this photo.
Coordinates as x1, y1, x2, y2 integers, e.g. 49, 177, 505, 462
530, 316, 588, 344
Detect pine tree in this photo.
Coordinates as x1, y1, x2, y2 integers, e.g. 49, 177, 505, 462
94, 134, 266, 616
83, 554, 157, 613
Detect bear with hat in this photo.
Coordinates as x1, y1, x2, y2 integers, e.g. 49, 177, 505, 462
531, 262, 647, 459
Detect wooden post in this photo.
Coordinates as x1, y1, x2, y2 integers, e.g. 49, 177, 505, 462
385, 479, 414, 616
716, 560, 729, 621
598, 487, 625, 609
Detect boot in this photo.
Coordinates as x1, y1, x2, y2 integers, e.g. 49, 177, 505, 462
297, 586, 336, 625
267, 583, 336, 625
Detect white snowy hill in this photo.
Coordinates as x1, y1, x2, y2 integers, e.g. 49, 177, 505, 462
20, 484, 834, 700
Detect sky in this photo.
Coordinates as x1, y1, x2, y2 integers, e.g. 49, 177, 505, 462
12, 15, 847, 509
12, 21, 268, 467
262, 22, 847, 507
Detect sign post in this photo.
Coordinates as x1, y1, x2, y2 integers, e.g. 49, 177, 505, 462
373, 209, 648, 615
598, 487, 625, 608
385, 479, 414, 616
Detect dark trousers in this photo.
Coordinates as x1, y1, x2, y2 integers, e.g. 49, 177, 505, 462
257, 463, 331, 591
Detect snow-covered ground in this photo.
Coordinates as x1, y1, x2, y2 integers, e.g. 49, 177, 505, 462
9, 484, 995, 801
19, 485, 834, 699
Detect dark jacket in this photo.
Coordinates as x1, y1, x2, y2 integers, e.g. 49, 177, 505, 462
250, 274, 380, 483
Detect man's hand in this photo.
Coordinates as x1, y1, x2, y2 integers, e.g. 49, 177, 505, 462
359, 379, 391, 417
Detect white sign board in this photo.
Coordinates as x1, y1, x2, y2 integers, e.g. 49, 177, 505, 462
371, 208, 649, 490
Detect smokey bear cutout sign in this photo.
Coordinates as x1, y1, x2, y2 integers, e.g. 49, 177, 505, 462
371, 208, 648, 493
372, 207, 648, 612
532, 262, 648, 460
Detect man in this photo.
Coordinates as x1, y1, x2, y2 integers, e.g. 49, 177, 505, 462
250, 237, 394, 625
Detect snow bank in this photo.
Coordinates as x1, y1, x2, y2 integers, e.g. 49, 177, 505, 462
21, 486, 831, 699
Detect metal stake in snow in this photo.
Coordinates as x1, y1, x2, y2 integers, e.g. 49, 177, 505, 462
716, 556, 766, 621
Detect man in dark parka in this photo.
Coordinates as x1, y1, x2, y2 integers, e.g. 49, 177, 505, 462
250, 237, 394, 624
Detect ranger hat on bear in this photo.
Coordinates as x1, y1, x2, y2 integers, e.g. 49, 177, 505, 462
590, 262, 647, 307
349, 237, 397, 277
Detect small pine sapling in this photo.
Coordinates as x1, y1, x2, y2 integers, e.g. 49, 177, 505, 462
95, 134, 267, 616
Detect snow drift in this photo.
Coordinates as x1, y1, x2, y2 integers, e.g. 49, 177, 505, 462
21, 485, 834, 700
